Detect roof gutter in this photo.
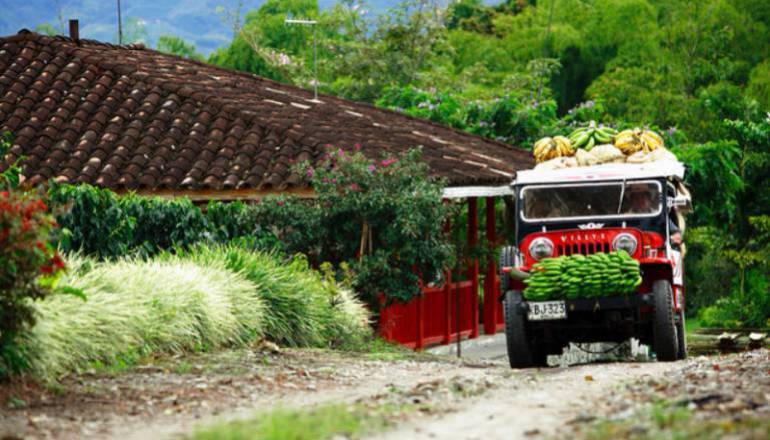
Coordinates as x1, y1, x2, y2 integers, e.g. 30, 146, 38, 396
442, 185, 514, 199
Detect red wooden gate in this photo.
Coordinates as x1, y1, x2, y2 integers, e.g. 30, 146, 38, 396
378, 197, 507, 350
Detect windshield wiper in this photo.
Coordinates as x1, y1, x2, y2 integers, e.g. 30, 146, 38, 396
617, 178, 627, 214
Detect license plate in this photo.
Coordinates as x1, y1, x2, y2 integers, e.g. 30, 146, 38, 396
527, 301, 567, 321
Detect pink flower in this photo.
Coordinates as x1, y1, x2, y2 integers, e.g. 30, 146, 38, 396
354, 143, 362, 151
367, 164, 376, 172
380, 158, 398, 167
338, 148, 345, 157
277, 200, 285, 206
349, 183, 361, 192
306, 167, 315, 178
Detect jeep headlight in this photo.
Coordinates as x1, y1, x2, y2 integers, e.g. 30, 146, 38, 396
613, 233, 638, 255
529, 237, 554, 261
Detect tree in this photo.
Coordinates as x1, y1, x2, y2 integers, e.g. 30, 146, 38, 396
157, 35, 204, 61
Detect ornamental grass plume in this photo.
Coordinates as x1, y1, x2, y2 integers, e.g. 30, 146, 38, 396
23, 257, 262, 381
170, 245, 371, 348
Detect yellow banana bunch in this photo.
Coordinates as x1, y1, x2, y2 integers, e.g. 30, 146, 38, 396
533, 136, 574, 163
614, 128, 664, 155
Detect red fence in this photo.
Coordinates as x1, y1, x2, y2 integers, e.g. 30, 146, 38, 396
379, 281, 476, 349
378, 196, 507, 350
378, 277, 505, 350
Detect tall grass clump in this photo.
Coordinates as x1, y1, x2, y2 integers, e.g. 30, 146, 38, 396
23, 257, 263, 381
172, 245, 371, 348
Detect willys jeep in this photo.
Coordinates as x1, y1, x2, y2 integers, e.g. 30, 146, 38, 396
499, 161, 691, 368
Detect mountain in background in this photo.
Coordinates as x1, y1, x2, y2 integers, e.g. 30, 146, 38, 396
0, 0, 463, 56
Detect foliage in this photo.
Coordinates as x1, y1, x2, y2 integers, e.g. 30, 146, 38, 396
696, 216, 770, 328
170, 245, 370, 348
156, 35, 204, 61
15, 249, 369, 381
299, 147, 455, 305
0, 131, 22, 189
193, 402, 397, 440
0, 189, 64, 379
19, 256, 261, 381
48, 183, 209, 259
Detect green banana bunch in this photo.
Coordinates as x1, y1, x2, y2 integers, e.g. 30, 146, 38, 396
567, 121, 618, 152
523, 251, 642, 301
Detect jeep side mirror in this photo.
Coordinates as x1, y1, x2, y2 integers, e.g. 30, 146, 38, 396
667, 195, 691, 212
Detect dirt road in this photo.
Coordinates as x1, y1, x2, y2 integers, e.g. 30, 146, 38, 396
372, 361, 676, 440
0, 339, 690, 440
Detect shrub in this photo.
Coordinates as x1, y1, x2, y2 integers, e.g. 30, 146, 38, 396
21, 256, 263, 381
47, 183, 137, 258
301, 147, 455, 306
48, 183, 210, 258
0, 190, 64, 378
170, 245, 370, 348
15, 247, 370, 381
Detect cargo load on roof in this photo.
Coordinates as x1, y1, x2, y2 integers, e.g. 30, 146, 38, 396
531, 122, 678, 171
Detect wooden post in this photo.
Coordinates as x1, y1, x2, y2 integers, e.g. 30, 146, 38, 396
442, 216, 452, 344
416, 294, 425, 350
468, 197, 479, 338
483, 197, 498, 335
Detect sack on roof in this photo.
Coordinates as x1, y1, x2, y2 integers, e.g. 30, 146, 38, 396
589, 144, 625, 164
626, 147, 678, 164
534, 156, 579, 170
575, 148, 599, 166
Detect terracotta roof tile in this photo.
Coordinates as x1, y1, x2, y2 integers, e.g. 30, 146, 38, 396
0, 29, 533, 193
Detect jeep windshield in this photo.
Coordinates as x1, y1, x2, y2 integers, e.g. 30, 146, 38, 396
520, 180, 662, 222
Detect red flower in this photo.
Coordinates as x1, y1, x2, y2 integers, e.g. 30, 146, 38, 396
52, 253, 65, 270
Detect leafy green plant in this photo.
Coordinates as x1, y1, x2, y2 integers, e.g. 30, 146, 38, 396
171, 245, 370, 348
20, 255, 263, 381
0, 132, 22, 190
300, 147, 455, 306
0, 189, 65, 379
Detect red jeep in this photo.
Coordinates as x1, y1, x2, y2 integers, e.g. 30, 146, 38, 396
500, 161, 691, 368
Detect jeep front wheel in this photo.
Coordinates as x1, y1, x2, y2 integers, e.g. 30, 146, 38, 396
504, 290, 546, 368
652, 279, 679, 361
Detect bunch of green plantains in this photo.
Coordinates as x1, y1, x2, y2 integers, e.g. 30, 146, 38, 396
523, 251, 642, 301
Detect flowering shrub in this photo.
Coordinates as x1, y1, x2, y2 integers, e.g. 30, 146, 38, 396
1, 190, 64, 377
300, 147, 455, 305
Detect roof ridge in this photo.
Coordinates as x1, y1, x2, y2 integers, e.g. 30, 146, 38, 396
5, 29, 529, 157
11, 29, 148, 51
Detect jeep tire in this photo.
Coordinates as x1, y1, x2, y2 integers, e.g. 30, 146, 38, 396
504, 290, 547, 368
652, 279, 679, 361
499, 246, 515, 296
676, 309, 687, 360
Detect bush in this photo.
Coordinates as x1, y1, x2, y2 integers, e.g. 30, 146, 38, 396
21, 256, 262, 381
0, 190, 64, 378
48, 183, 208, 258
15, 247, 370, 381
171, 245, 370, 348
301, 147, 455, 306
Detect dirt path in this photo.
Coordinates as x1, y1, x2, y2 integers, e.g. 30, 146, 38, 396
1, 342, 687, 440
0, 348, 499, 440
371, 361, 678, 440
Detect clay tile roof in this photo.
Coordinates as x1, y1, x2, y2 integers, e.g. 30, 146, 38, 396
0, 30, 533, 196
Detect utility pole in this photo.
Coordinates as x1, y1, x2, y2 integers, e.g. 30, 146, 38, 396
117, 0, 123, 44
284, 18, 319, 101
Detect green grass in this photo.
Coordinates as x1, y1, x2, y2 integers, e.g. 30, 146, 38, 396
15, 246, 371, 382
587, 401, 770, 440
685, 315, 703, 334
169, 245, 371, 348
193, 402, 405, 440
23, 257, 263, 381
